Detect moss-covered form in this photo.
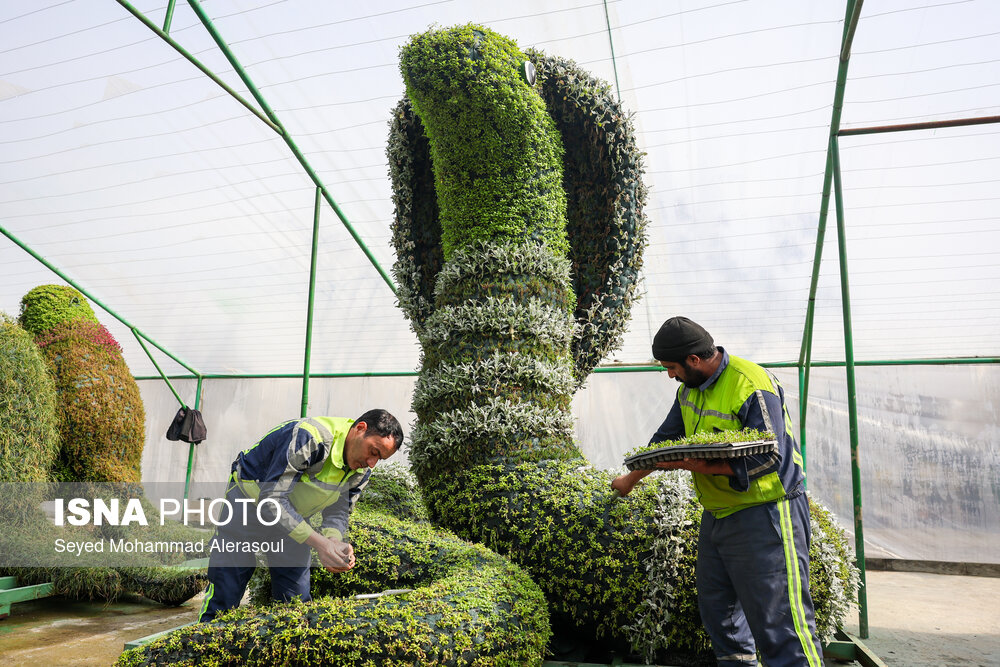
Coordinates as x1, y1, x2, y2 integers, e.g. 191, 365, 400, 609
19, 286, 145, 483
118, 505, 550, 667
398, 25, 569, 260
808, 496, 862, 641
0, 313, 60, 485
0, 498, 207, 605
526, 49, 648, 384
390, 42, 648, 386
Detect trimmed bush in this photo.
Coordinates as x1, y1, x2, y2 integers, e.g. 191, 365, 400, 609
119, 505, 550, 667
0, 313, 60, 484
0, 500, 207, 605
19, 286, 145, 483
18, 284, 100, 336
388, 23, 858, 663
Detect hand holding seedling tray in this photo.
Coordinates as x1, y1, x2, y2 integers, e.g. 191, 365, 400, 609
623, 429, 777, 471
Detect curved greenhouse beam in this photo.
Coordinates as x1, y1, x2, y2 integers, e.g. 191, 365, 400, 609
0, 224, 200, 379
115, 0, 398, 296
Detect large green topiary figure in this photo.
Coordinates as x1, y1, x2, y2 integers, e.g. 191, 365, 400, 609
19, 285, 145, 483
390, 24, 857, 661
0, 313, 60, 484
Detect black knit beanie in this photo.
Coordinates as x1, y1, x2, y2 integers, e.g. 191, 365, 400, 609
651, 316, 715, 362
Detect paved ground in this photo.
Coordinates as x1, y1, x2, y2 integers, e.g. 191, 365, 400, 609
0, 593, 202, 666
0, 571, 997, 665
837, 570, 1000, 667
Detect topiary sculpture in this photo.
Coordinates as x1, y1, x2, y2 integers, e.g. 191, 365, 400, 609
0, 313, 60, 486
1, 289, 206, 608
117, 469, 549, 666
19, 285, 145, 483
389, 24, 857, 661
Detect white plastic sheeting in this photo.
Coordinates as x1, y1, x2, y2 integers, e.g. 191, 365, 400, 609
2, 1, 999, 563
139, 362, 1000, 564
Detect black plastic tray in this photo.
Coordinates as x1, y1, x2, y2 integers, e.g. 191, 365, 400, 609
623, 439, 778, 471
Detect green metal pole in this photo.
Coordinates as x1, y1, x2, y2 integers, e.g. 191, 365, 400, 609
0, 224, 200, 377
162, 0, 177, 33
798, 365, 807, 486
114, 0, 281, 133
183, 0, 397, 295
799, 0, 864, 371
183, 375, 203, 500
832, 134, 868, 638
132, 329, 187, 409
301, 187, 322, 418
602, 0, 622, 102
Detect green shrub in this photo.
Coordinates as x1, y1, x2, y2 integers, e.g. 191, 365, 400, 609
120, 505, 550, 667
18, 284, 100, 335
0, 501, 207, 605
19, 286, 145, 483
0, 313, 60, 484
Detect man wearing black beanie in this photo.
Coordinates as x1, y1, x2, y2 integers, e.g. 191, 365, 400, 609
613, 317, 823, 667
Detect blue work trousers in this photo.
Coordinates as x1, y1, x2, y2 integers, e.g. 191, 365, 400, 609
198, 479, 313, 623
697, 492, 824, 667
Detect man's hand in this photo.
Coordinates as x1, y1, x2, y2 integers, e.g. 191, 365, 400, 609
307, 533, 356, 572
654, 458, 734, 476
611, 469, 653, 497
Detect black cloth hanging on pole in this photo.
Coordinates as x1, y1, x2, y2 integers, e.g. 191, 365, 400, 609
166, 407, 207, 445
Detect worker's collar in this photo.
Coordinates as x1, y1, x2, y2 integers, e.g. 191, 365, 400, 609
330, 426, 351, 472
696, 347, 729, 392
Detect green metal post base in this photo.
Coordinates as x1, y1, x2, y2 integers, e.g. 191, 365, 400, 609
0, 576, 55, 619
822, 627, 887, 666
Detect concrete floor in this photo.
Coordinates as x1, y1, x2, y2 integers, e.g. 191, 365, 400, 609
0, 593, 201, 666
0, 571, 997, 666
837, 570, 1000, 667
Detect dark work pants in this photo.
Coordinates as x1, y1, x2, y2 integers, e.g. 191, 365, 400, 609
198, 479, 312, 623
697, 493, 824, 667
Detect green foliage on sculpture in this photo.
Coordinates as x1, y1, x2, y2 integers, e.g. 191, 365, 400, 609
525, 49, 648, 384
388, 45, 649, 385
407, 240, 579, 478
0, 313, 60, 485
355, 462, 428, 522
421, 461, 658, 642
19, 285, 145, 483
390, 22, 858, 662
18, 284, 100, 336
809, 496, 862, 641
0, 497, 207, 605
120, 504, 550, 667
399, 25, 569, 260
388, 98, 442, 339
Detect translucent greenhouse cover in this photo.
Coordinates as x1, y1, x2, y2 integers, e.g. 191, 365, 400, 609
1, 1, 998, 564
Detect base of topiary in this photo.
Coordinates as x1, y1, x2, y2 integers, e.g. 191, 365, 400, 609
120, 505, 550, 667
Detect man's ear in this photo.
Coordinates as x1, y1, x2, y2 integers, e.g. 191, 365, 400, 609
353, 420, 368, 436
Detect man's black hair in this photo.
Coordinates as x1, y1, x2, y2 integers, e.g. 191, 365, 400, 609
690, 344, 718, 361
355, 408, 404, 450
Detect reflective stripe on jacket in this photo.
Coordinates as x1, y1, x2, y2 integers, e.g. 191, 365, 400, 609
233, 416, 369, 543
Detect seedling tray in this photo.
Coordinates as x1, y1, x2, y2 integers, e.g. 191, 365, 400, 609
623, 439, 778, 471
